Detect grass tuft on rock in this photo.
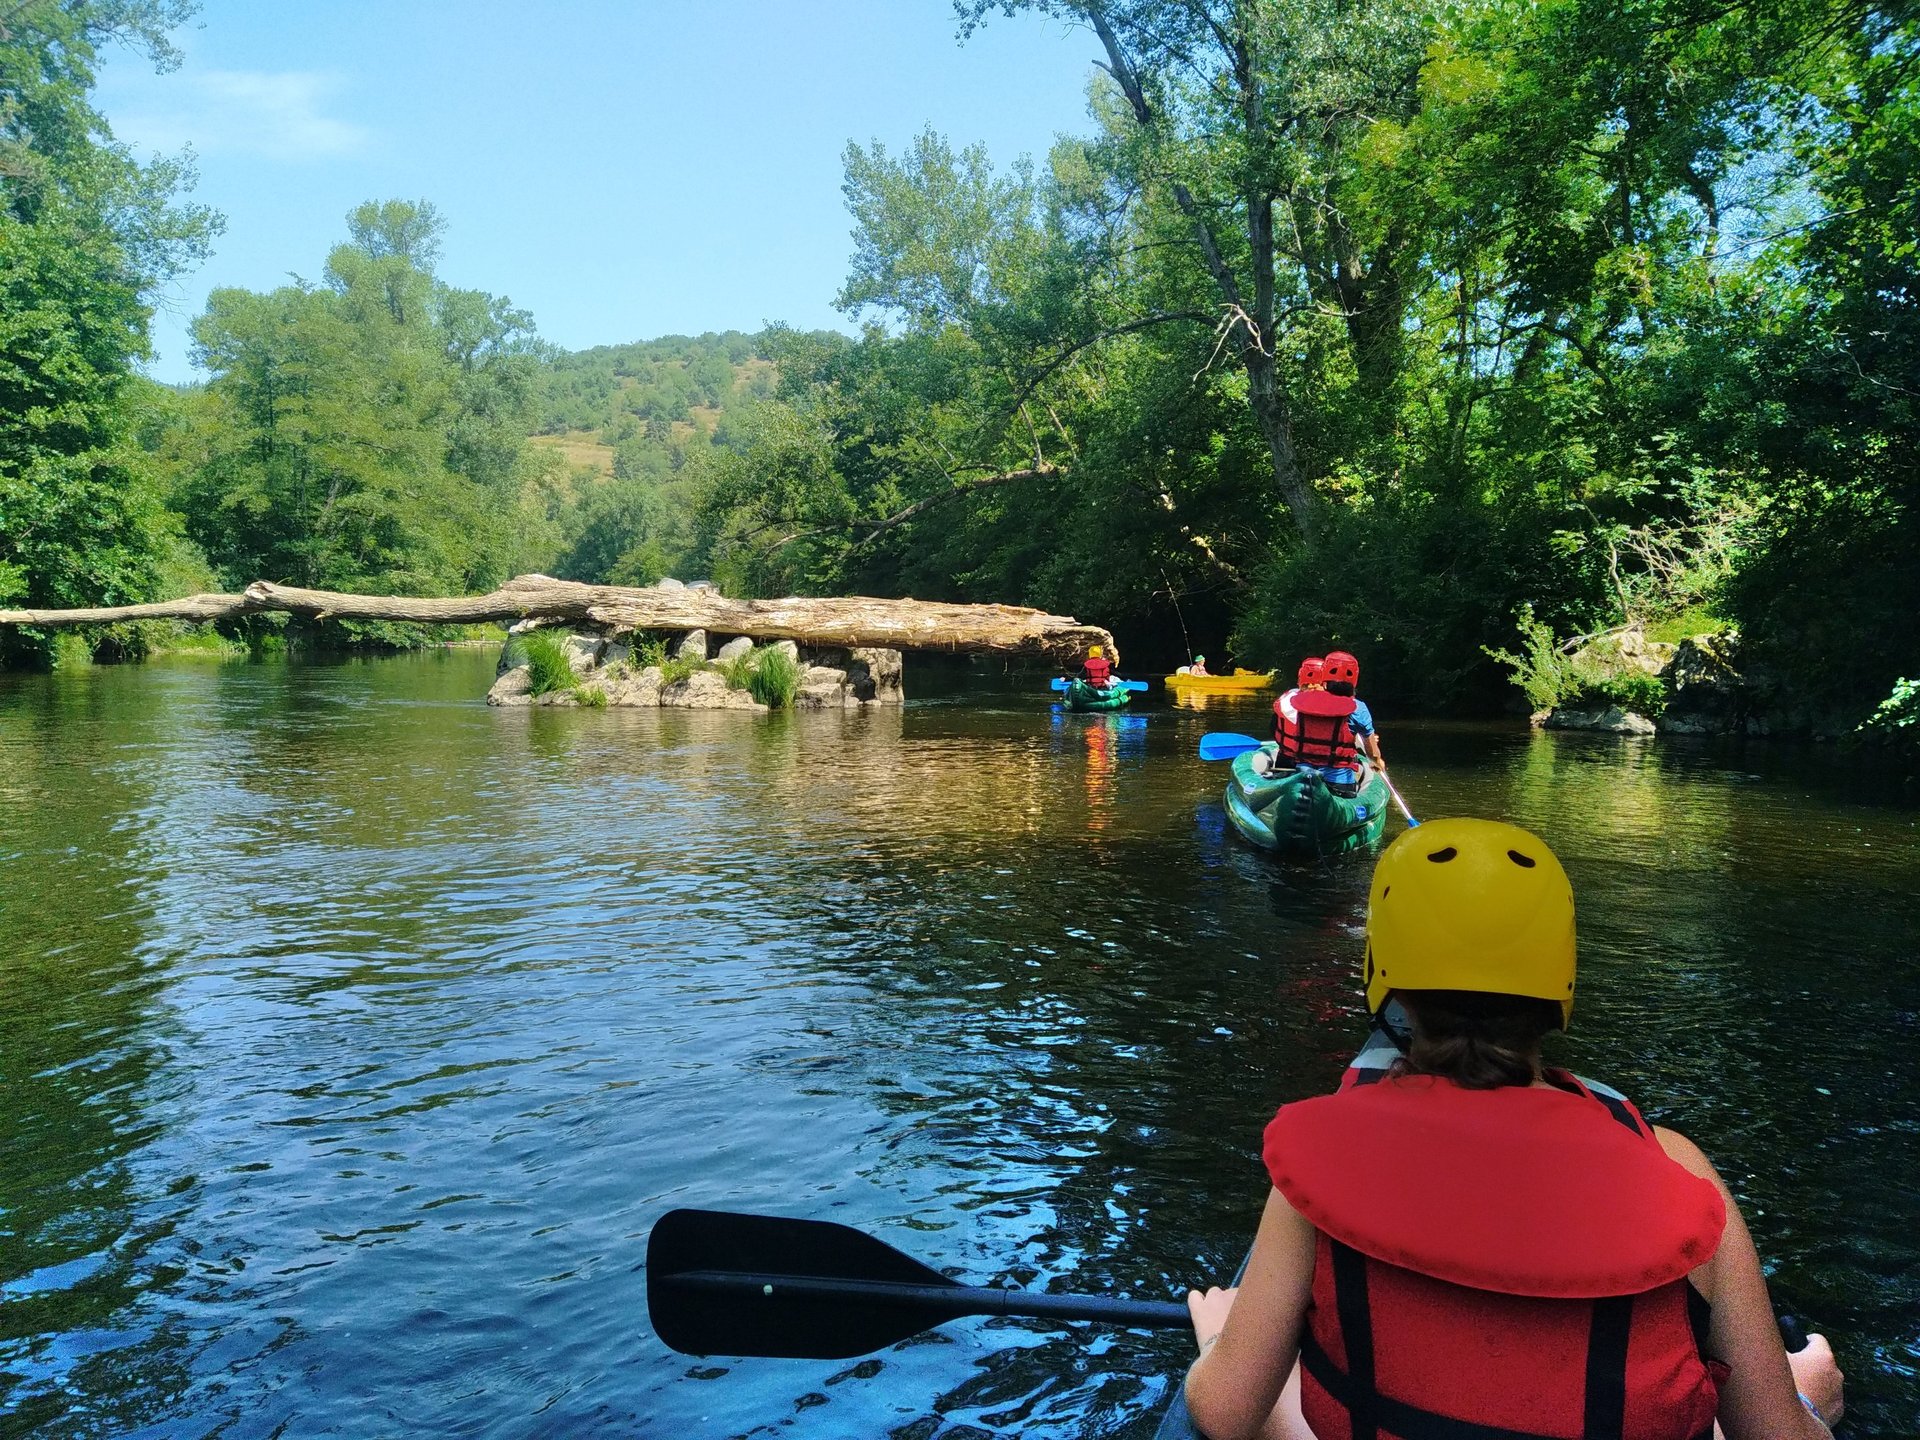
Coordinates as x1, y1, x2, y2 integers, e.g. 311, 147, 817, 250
747, 645, 801, 708
657, 653, 706, 687
519, 629, 577, 697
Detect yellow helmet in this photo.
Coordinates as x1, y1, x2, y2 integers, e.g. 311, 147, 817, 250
1364, 818, 1576, 1028
1088, 645, 1104, 658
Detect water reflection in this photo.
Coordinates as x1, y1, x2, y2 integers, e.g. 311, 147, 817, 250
0, 659, 1913, 1436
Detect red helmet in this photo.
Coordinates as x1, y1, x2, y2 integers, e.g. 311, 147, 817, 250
1324, 650, 1360, 686
1298, 656, 1327, 687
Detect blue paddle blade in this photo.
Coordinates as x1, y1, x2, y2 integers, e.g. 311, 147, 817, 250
1198, 733, 1265, 761
1049, 678, 1069, 691
1119, 680, 1149, 692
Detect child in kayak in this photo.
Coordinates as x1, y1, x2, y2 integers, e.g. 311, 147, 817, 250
1075, 645, 1114, 689
1270, 657, 1326, 746
1181, 819, 1845, 1440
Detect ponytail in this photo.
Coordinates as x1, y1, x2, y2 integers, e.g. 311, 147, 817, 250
1393, 990, 1560, 1090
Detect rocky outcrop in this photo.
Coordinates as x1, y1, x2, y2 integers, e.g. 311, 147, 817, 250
1533, 626, 1852, 739
1659, 632, 1753, 735
660, 668, 766, 710
1543, 705, 1657, 736
847, 647, 905, 704
485, 581, 908, 710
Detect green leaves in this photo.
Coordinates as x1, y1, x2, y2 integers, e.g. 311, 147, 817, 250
1, 1, 218, 662
171, 201, 543, 610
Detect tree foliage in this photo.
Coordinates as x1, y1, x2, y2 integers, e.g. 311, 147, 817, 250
0, 0, 220, 661
171, 201, 549, 611
691, 0, 1918, 719
7, 0, 1915, 725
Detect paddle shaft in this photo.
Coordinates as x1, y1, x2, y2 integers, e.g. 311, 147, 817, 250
1380, 771, 1419, 827
661, 1268, 1189, 1329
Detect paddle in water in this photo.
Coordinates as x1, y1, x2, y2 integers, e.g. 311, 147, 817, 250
1380, 771, 1420, 827
1197, 732, 1265, 760
647, 1208, 1188, 1360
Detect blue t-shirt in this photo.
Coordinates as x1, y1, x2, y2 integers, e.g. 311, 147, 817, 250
1324, 699, 1375, 783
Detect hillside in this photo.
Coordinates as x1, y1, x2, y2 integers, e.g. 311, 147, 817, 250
531, 331, 774, 486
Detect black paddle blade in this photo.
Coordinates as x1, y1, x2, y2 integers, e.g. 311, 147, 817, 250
648, 1208, 967, 1360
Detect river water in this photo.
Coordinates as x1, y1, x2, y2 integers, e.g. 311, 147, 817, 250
1, 650, 1914, 1438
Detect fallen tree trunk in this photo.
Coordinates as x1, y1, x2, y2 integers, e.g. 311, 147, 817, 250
0, 575, 1119, 666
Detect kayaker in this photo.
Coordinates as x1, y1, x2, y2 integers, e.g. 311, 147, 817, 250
1270, 657, 1326, 745
1189, 654, 1210, 677
1319, 649, 1385, 788
1077, 645, 1115, 689
1269, 655, 1375, 797
1179, 819, 1846, 1440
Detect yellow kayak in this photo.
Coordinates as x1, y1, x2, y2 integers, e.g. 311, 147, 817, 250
1162, 667, 1278, 694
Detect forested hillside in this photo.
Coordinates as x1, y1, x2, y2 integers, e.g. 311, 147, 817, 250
4, 0, 1915, 739
520, 332, 778, 590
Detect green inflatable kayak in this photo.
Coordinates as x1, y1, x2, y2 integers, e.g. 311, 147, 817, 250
1223, 742, 1389, 856
1062, 679, 1132, 712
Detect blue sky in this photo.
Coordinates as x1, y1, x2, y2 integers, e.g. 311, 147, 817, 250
94, 1, 1103, 382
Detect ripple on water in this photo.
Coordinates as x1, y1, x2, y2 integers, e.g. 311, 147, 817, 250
0, 658, 1915, 1435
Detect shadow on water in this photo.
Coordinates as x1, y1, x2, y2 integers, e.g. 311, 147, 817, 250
0, 658, 1914, 1436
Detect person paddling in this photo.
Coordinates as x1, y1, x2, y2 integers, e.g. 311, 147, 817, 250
1319, 650, 1385, 786
1270, 653, 1383, 796
1180, 819, 1845, 1440
1271, 657, 1326, 745
1075, 644, 1115, 690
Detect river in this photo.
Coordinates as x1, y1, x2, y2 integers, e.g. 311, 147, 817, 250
1, 650, 1914, 1437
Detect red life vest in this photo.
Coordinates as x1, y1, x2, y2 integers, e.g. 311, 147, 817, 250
1083, 655, 1113, 686
1276, 688, 1359, 768
1265, 1074, 1727, 1440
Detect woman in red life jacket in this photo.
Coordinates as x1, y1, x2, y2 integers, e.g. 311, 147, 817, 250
1273, 657, 1328, 747
1180, 819, 1844, 1440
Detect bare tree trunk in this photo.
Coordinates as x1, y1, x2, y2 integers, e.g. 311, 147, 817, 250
1085, 3, 1317, 543
1, 576, 1120, 666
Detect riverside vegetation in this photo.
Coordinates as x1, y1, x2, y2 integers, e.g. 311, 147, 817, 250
503, 626, 806, 710
3, 0, 1915, 759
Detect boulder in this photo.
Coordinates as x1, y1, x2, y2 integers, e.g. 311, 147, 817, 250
1543, 706, 1657, 735
714, 636, 753, 662
655, 577, 686, 591
660, 667, 767, 711
673, 629, 708, 661
603, 665, 661, 707
601, 640, 632, 675
847, 647, 905, 705
564, 633, 604, 674
793, 664, 853, 709
770, 639, 800, 666
486, 665, 534, 707
795, 684, 853, 709
1658, 632, 1749, 736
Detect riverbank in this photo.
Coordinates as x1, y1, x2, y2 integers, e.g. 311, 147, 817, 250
1532, 629, 1908, 752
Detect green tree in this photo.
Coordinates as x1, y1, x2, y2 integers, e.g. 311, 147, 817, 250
174, 201, 546, 618
0, 0, 220, 662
